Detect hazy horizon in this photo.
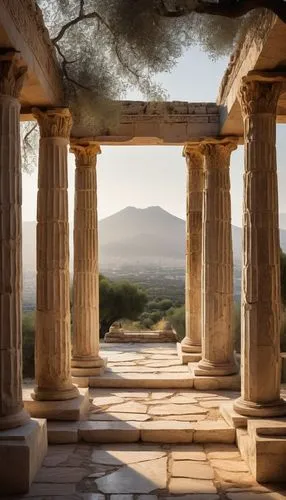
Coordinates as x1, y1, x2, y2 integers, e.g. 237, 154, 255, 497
22, 47, 286, 228
22, 203, 286, 228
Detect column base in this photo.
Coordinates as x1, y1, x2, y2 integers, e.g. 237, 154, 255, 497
0, 418, 47, 494
31, 384, 79, 402
234, 397, 286, 418
71, 355, 106, 376
189, 362, 240, 390
0, 407, 30, 431
177, 342, 201, 364
194, 357, 238, 377
181, 336, 201, 353
24, 388, 90, 421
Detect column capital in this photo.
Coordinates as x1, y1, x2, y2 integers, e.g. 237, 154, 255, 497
200, 140, 237, 162
0, 53, 27, 98
32, 108, 72, 139
183, 144, 203, 170
196, 139, 238, 170
239, 72, 285, 117
70, 140, 101, 167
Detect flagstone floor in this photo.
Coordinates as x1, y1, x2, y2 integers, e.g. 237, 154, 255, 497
89, 387, 237, 424
11, 442, 286, 499
20, 343, 286, 499
88, 343, 193, 388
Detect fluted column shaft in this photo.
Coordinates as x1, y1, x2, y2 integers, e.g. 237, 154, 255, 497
0, 57, 30, 430
234, 75, 286, 417
32, 108, 79, 401
195, 141, 238, 377
181, 146, 203, 353
71, 141, 104, 376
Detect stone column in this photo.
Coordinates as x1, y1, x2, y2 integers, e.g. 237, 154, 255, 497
71, 140, 105, 376
234, 73, 286, 417
32, 108, 79, 401
0, 56, 30, 430
181, 145, 203, 354
195, 140, 238, 377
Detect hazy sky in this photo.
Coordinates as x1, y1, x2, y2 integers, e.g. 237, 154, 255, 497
22, 46, 286, 227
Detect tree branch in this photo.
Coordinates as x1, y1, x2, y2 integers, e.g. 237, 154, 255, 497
54, 41, 91, 91
23, 123, 37, 146
51, 7, 113, 44
155, 0, 286, 22
52, 0, 144, 88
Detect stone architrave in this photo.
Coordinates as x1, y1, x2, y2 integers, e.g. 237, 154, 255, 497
181, 145, 203, 354
195, 139, 238, 377
32, 108, 79, 401
234, 73, 286, 417
71, 140, 105, 377
0, 56, 30, 430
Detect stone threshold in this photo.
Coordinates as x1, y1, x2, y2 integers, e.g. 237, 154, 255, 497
47, 419, 235, 445
23, 388, 90, 421
73, 371, 240, 390
81, 373, 194, 389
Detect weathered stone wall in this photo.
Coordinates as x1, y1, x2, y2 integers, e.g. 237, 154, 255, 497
72, 101, 220, 145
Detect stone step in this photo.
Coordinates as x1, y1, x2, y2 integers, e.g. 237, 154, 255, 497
47, 419, 235, 445
188, 363, 241, 391
85, 373, 194, 389
23, 388, 90, 421
237, 419, 286, 483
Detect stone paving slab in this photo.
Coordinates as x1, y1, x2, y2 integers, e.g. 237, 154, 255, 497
86, 343, 239, 390
9, 442, 286, 499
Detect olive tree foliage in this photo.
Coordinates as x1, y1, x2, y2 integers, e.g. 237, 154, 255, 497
20, 122, 39, 173
22, 0, 265, 170
37, 0, 256, 107
155, 1, 286, 21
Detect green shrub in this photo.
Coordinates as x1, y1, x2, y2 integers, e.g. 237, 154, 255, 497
167, 306, 185, 341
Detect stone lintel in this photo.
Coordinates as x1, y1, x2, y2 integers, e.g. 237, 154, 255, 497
0, 0, 63, 106
0, 418, 47, 494
23, 388, 90, 421
245, 69, 286, 83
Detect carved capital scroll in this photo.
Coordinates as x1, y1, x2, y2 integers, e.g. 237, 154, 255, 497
33, 108, 72, 139
199, 141, 237, 167
183, 144, 203, 170
239, 79, 282, 118
0, 54, 27, 98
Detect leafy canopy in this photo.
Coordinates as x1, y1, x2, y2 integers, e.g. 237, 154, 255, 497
23, 1, 273, 169
37, 0, 257, 108
99, 274, 148, 335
